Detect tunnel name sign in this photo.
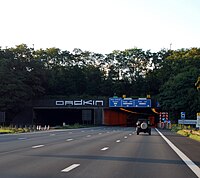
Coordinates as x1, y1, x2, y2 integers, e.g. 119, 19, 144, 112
56, 99, 104, 107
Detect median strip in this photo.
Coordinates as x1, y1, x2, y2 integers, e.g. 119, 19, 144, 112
61, 164, 80, 173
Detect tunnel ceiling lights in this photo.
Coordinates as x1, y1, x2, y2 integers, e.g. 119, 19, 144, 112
119, 108, 151, 115
151, 108, 160, 114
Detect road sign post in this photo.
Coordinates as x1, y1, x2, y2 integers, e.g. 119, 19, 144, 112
181, 112, 185, 128
196, 113, 200, 128
0, 112, 5, 126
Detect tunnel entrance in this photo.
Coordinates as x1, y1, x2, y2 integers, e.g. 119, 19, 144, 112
104, 108, 159, 127
34, 108, 94, 126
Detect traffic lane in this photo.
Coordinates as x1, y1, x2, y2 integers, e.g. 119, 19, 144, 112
0, 127, 104, 153
60, 128, 197, 178
1, 128, 196, 178
0, 127, 134, 162
158, 129, 200, 167
2, 127, 196, 178
0, 127, 133, 154
0, 127, 102, 142
0, 127, 97, 142
0, 127, 135, 178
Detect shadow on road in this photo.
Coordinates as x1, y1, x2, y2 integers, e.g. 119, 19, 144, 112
28, 154, 200, 166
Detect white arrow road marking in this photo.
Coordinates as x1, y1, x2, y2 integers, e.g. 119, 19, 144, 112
116, 140, 121, 143
32, 145, 44, 149
61, 164, 80, 173
155, 128, 200, 178
101, 147, 109, 151
66, 139, 73, 142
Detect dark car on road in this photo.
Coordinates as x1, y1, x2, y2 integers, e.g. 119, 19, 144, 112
136, 119, 151, 135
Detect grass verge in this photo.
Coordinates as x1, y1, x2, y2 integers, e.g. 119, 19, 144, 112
0, 127, 30, 134
176, 128, 200, 142
54, 123, 96, 129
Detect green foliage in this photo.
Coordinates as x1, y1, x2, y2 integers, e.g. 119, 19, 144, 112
195, 76, 200, 90
177, 129, 200, 142
158, 48, 200, 120
0, 127, 30, 134
1, 45, 200, 123
171, 124, 182, 132
189, 134, 200, 142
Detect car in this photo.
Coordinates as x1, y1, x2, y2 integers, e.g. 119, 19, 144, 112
136, 119, 151, 135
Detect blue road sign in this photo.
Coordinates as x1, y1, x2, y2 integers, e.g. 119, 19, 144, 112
109, 98, 122, 107
181, 112, 185, 119
135, 99, 151, 107
122, 99, 134, 107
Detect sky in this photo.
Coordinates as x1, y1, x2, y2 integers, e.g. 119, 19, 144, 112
1, 0, 200, 54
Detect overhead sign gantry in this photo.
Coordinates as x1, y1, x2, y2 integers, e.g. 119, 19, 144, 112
109, 98, 151, 108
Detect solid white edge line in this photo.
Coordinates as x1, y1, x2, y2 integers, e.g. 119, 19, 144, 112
155, 128, 200, 178
32, 145, 44, 149
61, 164, 80, 173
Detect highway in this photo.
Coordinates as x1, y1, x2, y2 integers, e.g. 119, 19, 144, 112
0, 127, 199, 178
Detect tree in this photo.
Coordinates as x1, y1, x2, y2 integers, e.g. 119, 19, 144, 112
159, 49, 200, 118
195, 77, 200, 90
0, 45, 46, 121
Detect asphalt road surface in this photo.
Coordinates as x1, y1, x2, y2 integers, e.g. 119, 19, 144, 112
0, 127, 200, 178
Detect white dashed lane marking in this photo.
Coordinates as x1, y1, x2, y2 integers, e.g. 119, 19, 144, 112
18, 137, 27, 140
61, 164, 80, 173
32, 145, 44, 149
66, 139, 74, 142
116, 140, 121, 143
124, 136, 128, 139
101, 147, 109, 151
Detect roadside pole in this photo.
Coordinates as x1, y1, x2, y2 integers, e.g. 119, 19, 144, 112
196, 113, 200, 129
181, 112, 185, 128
